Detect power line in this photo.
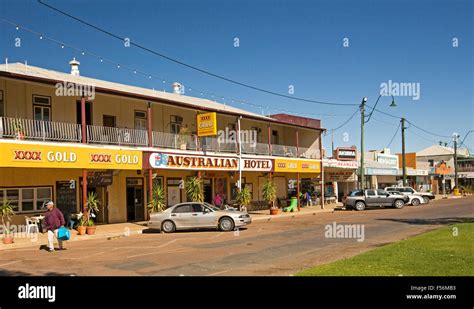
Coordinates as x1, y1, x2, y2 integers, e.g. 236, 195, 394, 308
371, 116, 399, 127
330, 108, 359, 132
405, 119, 451, 138
407, 128, 441, 144
37, 0, 358, 107
1, 18, 352, 120
386, 122, 401, 148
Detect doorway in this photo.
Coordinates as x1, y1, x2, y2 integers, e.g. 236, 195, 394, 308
76, 101, 92, 125
126, 178, 144, 222
79, 180, 108, 224
203, 178, 213, 204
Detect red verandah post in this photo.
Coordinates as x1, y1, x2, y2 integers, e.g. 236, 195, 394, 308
81, 95, 88, 217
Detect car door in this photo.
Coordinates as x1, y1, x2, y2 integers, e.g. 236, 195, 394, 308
377, 189, 391, 206
365, 190, 378, 206
191, 203, 216, 228
171, 204, 194, 228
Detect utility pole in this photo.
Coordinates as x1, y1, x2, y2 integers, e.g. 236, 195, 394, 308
401, 117, 407, 186
331, 129, 334, 155
359, 97, 367, 189
453, 133, 459, 188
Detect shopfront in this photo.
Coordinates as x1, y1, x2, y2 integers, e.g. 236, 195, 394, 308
324, 148, 358, 201
0, 141, 143, 224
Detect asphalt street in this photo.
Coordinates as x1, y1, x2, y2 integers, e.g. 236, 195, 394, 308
0, 197, 472, 276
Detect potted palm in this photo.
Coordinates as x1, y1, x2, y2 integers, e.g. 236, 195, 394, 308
11, 119, 25, 140
85, 192, 100, 235
177, 127, 190, 150
236, 186, 252, 212
1, 200, 15, 244
185, 176, 204, 202
262, 180, 278, 215
76, 214, 87, 236
148, 185, 166, 213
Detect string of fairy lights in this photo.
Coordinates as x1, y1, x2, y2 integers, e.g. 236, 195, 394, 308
1, 17, 467, 145
1, 18, 353, 120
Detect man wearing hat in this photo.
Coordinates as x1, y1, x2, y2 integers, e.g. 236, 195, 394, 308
43, 201, 65, 252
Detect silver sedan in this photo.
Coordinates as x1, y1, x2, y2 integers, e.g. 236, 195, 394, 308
147, 202, 252, 233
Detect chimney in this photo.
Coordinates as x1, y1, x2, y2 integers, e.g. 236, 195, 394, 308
172, 82, 182, 95
69, 58, 80, 76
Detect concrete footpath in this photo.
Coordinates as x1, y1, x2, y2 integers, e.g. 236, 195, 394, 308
0, 195, 466, 251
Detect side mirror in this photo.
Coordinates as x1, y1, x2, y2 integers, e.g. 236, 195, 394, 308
203, 208, 210, 213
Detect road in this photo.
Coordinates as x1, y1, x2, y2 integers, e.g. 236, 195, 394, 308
0, 197, 472, 276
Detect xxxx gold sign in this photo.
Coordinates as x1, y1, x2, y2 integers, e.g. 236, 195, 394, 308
197, 112, 217, 137
0, 142, 141, 170
274, 158, 321, 173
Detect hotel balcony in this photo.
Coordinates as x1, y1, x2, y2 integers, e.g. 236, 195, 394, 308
0, 117, 321, 159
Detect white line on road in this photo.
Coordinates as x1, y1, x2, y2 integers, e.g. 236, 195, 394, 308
0, 260, 23, 267
126, 239, 179, 258
208, 269, 230, 276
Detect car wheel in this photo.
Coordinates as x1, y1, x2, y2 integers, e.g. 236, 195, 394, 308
422, 196, 430, 204
411, 198, 421, 206
354, 201, 365, 211
219, 217, 235, 232
394, 199, 405, 209
161, 220, 176, 233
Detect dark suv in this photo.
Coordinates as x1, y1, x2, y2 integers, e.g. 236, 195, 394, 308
343, 189, 409, 211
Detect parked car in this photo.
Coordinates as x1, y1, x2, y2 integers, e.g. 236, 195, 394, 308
386, 190, 426, 206
342, 189, 409, 211
147, 202, 251, 233
385, 186, 435, 204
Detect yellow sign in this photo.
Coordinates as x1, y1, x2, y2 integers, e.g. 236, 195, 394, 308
274, 158, 321, 173
0, 142, 142, 170
197, 112, 217, 136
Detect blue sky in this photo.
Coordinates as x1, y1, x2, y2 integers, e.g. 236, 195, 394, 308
1, 0, 472, 153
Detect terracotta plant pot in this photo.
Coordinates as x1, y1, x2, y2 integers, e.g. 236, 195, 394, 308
2, 235, 14, 244
77, 226, 87, 235
86, 226, 96, 235
270, 208, 279, 215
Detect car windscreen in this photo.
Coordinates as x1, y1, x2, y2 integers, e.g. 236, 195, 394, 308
349, 190, 363, 197
203, 202, 220, 211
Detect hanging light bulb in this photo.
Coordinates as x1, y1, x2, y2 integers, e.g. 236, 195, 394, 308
148, 75, 152, 79
100, 58, 103, 63
61, 44, 64, 49
133, 70, 137, 74
15, 25, 19, 30
39, 35, 43, 40
117, 64, 120, 69
81, 51, 85, 56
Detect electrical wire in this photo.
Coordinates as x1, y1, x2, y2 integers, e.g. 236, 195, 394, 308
386, 122, 401, 148
37, 0, 358, 107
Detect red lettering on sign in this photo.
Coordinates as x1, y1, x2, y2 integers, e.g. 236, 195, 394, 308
90, 154, 112, 163
13, 150, 42, 161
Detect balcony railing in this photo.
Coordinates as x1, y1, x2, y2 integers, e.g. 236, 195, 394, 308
201, 137, 237, 153
0, 117, 82, 142
152, 131, 198, 151
87, 125, 148, 146
0, 117, 322, 159
241, 142, 270, 155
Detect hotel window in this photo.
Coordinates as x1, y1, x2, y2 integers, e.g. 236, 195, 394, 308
0, 90, 4, 117
33, 95, 51, 122
0, 187, 52, 213
134, 111, 147, 130
271, 130, 279, 144
170, 115, 183, 134
103, 115, 116, 128
251, 127, 262, 143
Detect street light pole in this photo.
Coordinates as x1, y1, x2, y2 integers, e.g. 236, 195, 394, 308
360, 97, 367, 189
401, 117, 407, 186
453, 132, 460, 188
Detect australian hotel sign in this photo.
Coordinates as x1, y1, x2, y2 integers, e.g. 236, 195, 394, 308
145, 152, 274, 172
144, 152, 320, 173
0, 142, 141, 169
